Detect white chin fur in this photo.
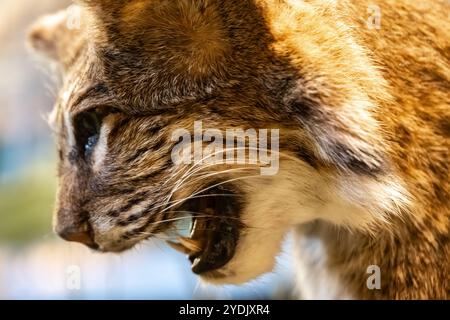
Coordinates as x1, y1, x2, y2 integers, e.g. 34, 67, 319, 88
198, 157, 409, 285
198, 160, 319, 284
200, 226, 288, 285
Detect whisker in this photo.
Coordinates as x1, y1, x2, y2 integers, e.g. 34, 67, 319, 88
162, 145, 295, 211
186, 167, 257, 187
170, 210, 241, 221
145, 212, 241, 228
161, 147, 247, 211
165, 146, 249, 192
147, 167, 251, 214
161, 173, 263, 214
127, 147, 298, 226
136, 189, 241, 215
165, 166, 254, 207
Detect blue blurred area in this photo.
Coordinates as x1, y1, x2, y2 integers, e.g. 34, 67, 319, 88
0, 140, 50, 182
0, 239, 294, 300
0, 0, 293, 300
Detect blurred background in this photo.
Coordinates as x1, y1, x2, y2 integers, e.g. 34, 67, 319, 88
0, 0, 293, 299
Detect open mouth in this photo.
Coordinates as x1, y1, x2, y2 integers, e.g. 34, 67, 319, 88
167, 186, 242, 275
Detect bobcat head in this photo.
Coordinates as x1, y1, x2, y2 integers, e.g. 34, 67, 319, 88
28, 0, 411, 284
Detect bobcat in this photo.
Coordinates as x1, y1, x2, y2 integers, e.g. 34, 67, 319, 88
28, 0, 449, 299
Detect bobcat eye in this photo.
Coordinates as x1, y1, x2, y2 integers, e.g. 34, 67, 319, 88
74, 108, 115, 159
74, 110, 101, 158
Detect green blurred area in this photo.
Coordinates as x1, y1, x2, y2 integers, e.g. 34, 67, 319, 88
0, 162, 56, 244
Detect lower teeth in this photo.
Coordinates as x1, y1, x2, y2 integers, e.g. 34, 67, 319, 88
192, 257, 201, 269
190, 218, 198, 237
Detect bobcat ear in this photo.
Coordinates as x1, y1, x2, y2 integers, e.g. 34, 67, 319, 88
75, 0, 130, 23
28, 7, 83, 63
28, 10, 68, 61
76, 0, 122, 8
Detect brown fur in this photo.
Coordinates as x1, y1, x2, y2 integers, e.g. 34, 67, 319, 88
28, 0, 449, 299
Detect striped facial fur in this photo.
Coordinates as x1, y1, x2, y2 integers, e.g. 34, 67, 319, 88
28, 0, 449, 297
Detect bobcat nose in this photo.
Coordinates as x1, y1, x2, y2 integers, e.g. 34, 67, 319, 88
56, 224, 98, 249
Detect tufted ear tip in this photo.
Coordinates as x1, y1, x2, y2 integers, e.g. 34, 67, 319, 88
74, 0, 124, 14
75, 0, 124, 7
27, 10, 68, 61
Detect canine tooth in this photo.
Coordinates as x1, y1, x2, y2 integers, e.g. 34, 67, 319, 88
190, 218, 198, 238
167, 241, 192, 254
191, 217, 208, 240
179, 237, 202, 253
192, 257, 201, 269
